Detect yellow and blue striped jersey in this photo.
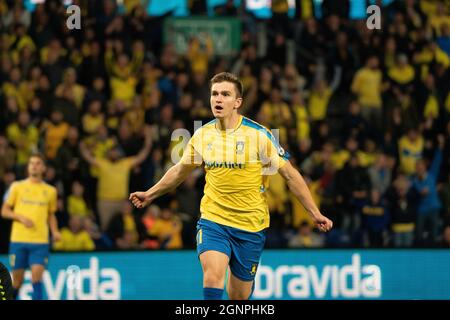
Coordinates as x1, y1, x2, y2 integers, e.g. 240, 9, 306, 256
5, 179, 57, 244
181, 115, 289, 232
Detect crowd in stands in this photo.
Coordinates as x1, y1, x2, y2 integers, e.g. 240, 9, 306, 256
1, 0, 450, 252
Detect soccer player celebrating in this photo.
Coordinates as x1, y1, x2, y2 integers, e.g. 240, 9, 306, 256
1, 153, 61, 300
129, 72, 333, 300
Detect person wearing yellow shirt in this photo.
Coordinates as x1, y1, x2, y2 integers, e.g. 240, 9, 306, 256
259, 87, 293, 145
6, 111, 39, 169
82, 100, 105, 135
398, 128, 424, 175
123, 0, 141, 14
266, 173, 289, 215
414, 41, 450, 76
107, 201, 142, 249
187, 37, 213, 75
429, 3, 450, 37
129, 72, 333, 300
53, 216, 95, 251
291, 91, 310, 141
387, 54, 415, 96
420, 74, 441, 119
1, 154, 61, 300
80, 129, 152, 231
67, 181, 90, 218
351, 55, 384, 133
2, 67, 28, 111
41, 110, 69, 161
148, 207, 183, 249
105, 41, 143, 107
54, 68, 86, 110
308, 79, 333, 122
110, 70, 138, 107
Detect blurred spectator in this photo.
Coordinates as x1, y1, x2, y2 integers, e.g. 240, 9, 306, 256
361, 190, 389, 247
106, 201, 144, 250
176, 171, 201, 248
368, 153, 392, 196
291, 91, 309, 142
429, 3, 450, 37
54, 67, 86, 110
53, 216, 95, 251
386, 175, 418, 247
411, 136, 444, 245
54, 126, 82, 194
437, 23, 450, 56
335, 154, 371, 238
0, 135, 16, 178
342, 101, 369, 143
6, 111, 39, 175
41, 109, 69, 161
67, 180, 91, 219
148, 207, 183, 249
141, 205, 161, 249
398, 128, 424, 176
258, 86, 293, 145
82, 100, 104, 135
80, 127, 151, 230
84, 216, 113, 250
351, 55, 384, 134
186, 36, 213, 76
288, 220, 325, 248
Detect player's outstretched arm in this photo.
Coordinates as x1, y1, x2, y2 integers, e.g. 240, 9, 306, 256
278, 161, 333, 232
129, 162, 196, 209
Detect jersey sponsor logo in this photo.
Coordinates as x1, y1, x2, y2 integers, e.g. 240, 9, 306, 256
204, 161, 245, 169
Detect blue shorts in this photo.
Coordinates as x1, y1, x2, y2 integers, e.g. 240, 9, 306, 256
9, 242, 50, 270
196, 218, 266, 282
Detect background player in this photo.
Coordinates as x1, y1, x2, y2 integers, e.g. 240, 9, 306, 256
1, 153, 61, 300
130, 72, 333, 300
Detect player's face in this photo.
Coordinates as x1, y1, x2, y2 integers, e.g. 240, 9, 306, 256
28, 157, 46, 178
210, 81, 242, 119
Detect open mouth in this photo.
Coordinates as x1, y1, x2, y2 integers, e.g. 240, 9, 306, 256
214, 105, 223, 111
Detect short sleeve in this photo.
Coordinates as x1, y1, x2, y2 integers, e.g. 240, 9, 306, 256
180, 131, 203, 167
4, 182, 18, 207
258, 129, 290, 174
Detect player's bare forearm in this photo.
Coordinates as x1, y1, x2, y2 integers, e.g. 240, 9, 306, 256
279, 162, 333, 231
48, 213, 59, 234
143, 162, 194, 202
279, 162, 321, 219
130, 162, 194, 209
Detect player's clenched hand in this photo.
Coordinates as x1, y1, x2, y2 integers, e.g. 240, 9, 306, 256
313, 214, 333, 232
19, 216, 34, 228
129, 191, 151, 209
